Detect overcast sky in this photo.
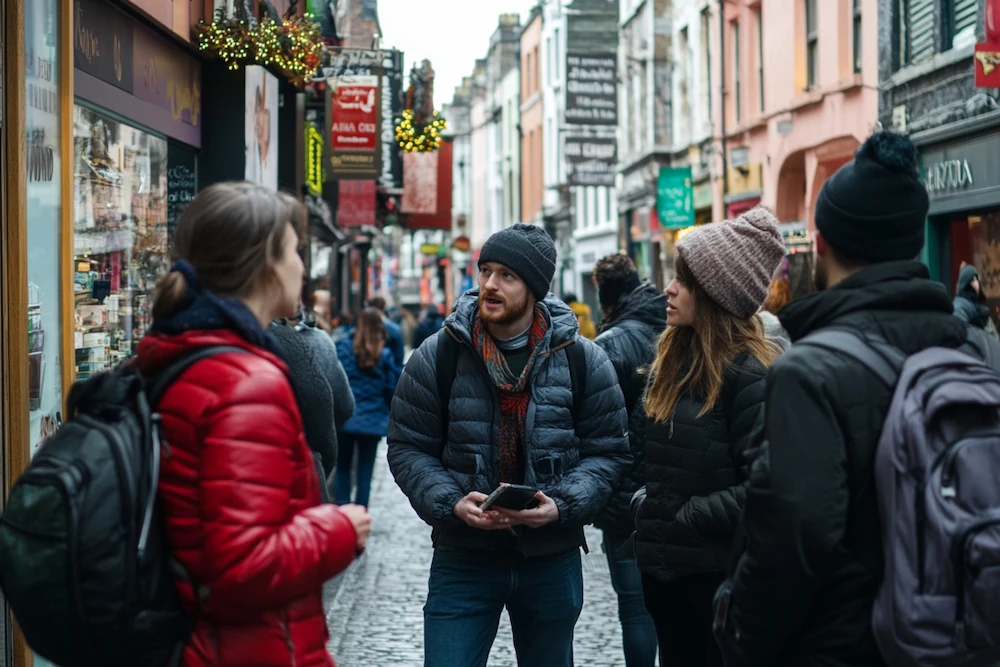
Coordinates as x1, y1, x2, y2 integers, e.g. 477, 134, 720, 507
378, 0, 539, 109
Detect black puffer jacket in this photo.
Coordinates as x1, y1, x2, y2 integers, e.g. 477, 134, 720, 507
387, 291, 631, 557
634, 351, 768, 583
721, 261, 1000, 667
592, 283, 666, 534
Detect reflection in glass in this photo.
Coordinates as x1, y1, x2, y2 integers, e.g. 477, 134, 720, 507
73, 106, 168, 379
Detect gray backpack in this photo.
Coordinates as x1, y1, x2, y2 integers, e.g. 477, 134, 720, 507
801, 329, 1000, 667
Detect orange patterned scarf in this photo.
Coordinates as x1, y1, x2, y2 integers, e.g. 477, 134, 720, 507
472, 306, 549, 484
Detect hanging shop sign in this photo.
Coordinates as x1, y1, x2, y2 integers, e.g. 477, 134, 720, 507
325, 75, 382, 180
564, 135, 617, 187
452, 236, 471, 252
306, 123, 324, 195
976, 0, 1000, 87
403, 140, 454, 230
657, 167, 695, 230
245, 65, 279, 190
336, 180, 377, 227
564, 52, 617, 126
420, 244, 443, 256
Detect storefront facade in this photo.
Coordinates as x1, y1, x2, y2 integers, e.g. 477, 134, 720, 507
917, 115, 1000, 310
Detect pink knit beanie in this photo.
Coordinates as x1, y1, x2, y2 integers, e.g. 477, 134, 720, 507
675, 207, 785, 319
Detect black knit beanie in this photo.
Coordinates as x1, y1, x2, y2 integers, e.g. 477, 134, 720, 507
478, 223, 557, 300
814, 131, 929, 263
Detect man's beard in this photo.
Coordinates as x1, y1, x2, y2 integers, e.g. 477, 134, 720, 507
478, 290, 531, 326
813, 253, 829, 292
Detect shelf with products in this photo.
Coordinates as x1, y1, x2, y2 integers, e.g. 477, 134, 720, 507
72, 105, 169, 380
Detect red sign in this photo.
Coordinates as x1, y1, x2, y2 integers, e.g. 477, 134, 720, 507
337, 181, 376, 227
326, 75, 381, 179
976, 0, 1000, 87
405, 141, 454, 231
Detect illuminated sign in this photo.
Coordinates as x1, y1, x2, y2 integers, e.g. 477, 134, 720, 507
306, 124, 323, 195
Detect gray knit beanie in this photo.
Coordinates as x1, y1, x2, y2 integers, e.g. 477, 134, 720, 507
675, 207, 785, 319
478, 223, 557, 300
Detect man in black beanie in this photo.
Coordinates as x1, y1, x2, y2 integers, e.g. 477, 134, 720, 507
388, 223, 631, 667
716, 133, 1000, 667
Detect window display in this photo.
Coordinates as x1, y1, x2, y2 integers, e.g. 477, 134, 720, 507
968, 211, 1000, 327
73, 105, 168, 380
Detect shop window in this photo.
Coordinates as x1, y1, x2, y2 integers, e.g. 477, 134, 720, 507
968, 212, 1000, 327
805, 0, 818, 89
73, 105, 168, 381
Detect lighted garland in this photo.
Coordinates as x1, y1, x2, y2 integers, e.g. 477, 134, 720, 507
197, 10, 323, 87
395, 110, 447, 153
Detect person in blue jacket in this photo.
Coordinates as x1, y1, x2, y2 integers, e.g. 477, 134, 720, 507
334, 307, 401, 507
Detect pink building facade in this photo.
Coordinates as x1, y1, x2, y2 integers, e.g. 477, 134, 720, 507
712, 0, 878, 242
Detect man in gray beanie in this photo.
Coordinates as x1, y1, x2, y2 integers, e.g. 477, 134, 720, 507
716, 131, 1000, 667
388, 223, 630, 667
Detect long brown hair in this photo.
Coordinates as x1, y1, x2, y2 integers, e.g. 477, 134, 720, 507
153, 182, 306, 319
645, 255, 779, 422
354, 308, 388, 370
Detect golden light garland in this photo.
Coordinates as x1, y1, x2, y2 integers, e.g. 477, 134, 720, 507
395, 109, 447, 153
197, 10, 323, 87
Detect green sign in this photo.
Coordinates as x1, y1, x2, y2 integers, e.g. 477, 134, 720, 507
657, 167, 695, 229
306, 124, 324, 196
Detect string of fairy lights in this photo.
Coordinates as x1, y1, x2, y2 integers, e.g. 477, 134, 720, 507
394, 109, 447, 154
196, 10, 323, 88
199, 9, 447, 154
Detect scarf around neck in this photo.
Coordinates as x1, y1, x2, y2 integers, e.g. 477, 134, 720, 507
472, 305, 550, 484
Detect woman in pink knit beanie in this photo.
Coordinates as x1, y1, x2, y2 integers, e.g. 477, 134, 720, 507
630, 206, 786, 667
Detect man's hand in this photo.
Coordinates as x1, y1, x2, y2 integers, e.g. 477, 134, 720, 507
338, 504, 372, 552
453, 492, 513, 530
495, 492, 560, 529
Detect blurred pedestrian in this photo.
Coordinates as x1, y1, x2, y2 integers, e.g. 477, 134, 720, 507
591, 253, 663, 667
413, 304, 445, 350
369, 295, 406, 366
633, 207, 784, 667
135, 182, 369, 667
335, 307, 401, 508
953, 262, 1000, 339
332, 310, 355, 344
563, 292, 597, 339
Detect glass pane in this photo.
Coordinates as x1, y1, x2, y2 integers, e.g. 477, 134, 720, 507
805, 0, 817, 33
72, 106, 168, 380
26, 0, 62, 462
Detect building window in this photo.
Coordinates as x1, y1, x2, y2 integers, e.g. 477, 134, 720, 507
853, 0, 862, 73
895, 0, 935, 69
679, 26, 691, 140
805, 0, 818, 89
554, 28, 560, 81
757, 11, 765, 112
527, 52, 534, 92
733, 21, 741, 124
943, 0, 978, 51
545, 37, 552, 85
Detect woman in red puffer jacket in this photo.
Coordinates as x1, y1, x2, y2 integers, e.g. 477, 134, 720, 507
135, 182, 371, 667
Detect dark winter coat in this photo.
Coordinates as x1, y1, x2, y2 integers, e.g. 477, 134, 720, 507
413, 312, 445, 350
387, 291, 631, 557
953, 264, 992, 329
384, 317, 405, 366
592, 283, 667, 535
336, 335, 400, 437
269, 320, 355, 476
722, 261, 1000, 667
634, 351, 768, 583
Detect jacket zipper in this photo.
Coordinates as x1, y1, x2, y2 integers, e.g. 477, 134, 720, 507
282, 610, 297, 667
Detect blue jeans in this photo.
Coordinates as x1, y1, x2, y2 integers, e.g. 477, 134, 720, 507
334, 433, 380, 507
423, 547, 584, 667
604, 530, 658, 667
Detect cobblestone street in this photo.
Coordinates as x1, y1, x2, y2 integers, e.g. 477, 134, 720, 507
324, 442, 638, 667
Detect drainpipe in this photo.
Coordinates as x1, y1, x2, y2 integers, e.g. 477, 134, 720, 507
719, 0, 729, 206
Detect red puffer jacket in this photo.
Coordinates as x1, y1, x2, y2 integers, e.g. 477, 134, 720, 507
135, 330, 358, 667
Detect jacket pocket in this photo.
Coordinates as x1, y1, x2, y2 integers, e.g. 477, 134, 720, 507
536, 450, 580, 483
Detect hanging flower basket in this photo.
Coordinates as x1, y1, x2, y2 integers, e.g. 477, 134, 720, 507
395, 109, 447, 153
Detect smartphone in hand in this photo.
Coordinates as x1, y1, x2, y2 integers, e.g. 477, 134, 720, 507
479, 483, 540, 511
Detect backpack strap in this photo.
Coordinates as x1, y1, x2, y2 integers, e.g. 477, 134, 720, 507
146, 345, 248, 408
798, 329, 905, 389
436, 331, 460, 437
565, 341, 588, 426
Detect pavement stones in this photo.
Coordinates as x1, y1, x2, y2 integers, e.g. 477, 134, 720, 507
324, 442, 638, 667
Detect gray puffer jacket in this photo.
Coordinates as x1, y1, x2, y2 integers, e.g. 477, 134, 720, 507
387, 291, 632, 557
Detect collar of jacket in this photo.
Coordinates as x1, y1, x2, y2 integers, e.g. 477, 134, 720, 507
778, 260, 954, 341
445, 290, 580, 351
600, 283, 667, 334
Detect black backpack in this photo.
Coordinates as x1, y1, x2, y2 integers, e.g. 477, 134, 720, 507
435, 331, 587, 432
0, 346, 243, 667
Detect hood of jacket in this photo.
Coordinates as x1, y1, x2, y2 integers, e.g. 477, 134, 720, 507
957, 264, 979, 293
445, 290, 580, 350
779, 260, 966, 348
601, 283, 667, 333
